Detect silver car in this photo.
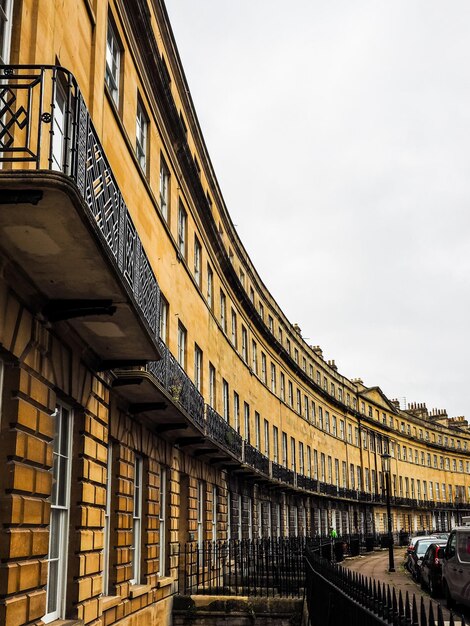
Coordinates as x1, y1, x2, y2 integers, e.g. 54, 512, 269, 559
442, 527, 470, 608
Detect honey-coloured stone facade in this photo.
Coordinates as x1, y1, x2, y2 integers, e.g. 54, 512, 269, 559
0, 1, 469, 625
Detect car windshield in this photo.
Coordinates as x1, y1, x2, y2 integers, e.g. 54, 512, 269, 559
416, 541, 434, 556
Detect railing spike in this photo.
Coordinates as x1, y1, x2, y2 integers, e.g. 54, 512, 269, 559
378, 581, 383, 616
449, 610, 455, 626
382, 582, 388, 618
437, 604, 445, 626
392, 587, 398, 626
420, 596, 426, 626
387, 585, 392, 621
368, 577, 374, 610
373, 578, 378, 612
412, 594, 419, 626
427, 599, 435, 626
405, 591, 411, 623
398, 589, 405, 625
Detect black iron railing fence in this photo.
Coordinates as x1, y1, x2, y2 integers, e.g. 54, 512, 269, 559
178, 538, 312, 598
305, 549, 467, 626
0, 65, 161, 338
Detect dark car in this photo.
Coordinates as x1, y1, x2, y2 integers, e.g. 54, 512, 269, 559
420, 542, 447, 596
409, 538, 444, 581
405, 535, 437, 571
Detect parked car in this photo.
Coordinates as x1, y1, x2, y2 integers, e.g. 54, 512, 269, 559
420, 542, 448, 596
408, 538, 444, 581
405, 535, 437, 571
442, 526, 470, 609
432, 532, 450, 541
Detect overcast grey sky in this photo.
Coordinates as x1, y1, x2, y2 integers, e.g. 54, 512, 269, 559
166, 1, 470, 419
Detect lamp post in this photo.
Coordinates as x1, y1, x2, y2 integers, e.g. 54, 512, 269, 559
381, 452, 395, 572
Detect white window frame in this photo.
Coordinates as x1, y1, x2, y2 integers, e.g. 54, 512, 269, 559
159, 154, 170, 221
209, 363, 216, 407
244, 402, 250, 442
158, 466, 168, 576
177, 321, 186, 368
227, 491, 232, 540
103, 441, 113, 596
251, 340, 258, 374
178, 203, 187, 259
194, 344, 202, 391
194, 236, 202, 286
233, 392, 240, 433
211, 485, 217, 542
136, 99, 148, 172
130, 455, 143, 585
270, 363, 276, 393
255, 412, 260, 450
105, 14, 120, 106
231, 309, 237, 347
241, 326, 248, 362
44, 402, 73, 623
197, 481, 205, 555
247, 496, 253, 540
159, 295, 168, 343
207, 264, 213, 309
273, 426, 279, 463
261, 353, 267, 383
220, 290, 227, 332
222, 379, 229, 422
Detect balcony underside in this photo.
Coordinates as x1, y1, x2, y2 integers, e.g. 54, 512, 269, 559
112, 369, 241, 464
0, 173, 160, 364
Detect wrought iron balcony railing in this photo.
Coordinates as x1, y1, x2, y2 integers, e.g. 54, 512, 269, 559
148, 340, 205, 429
297, 474, 318, 492
205, 405, 243, 458
272, 462, 295, 486
244, 443, 270, 475
0, 65, 160, 338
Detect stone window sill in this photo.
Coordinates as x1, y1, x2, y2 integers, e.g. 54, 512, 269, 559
129, 583, 151, 598
102, 595, 121, 611
157, 576, 174, 588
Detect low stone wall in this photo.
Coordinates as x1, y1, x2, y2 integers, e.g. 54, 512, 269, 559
172, 595, 303, 626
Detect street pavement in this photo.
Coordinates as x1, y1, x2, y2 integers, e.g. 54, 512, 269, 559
342, 547, 468, 625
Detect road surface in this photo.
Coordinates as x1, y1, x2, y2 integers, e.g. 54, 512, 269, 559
342, 548, 467, 625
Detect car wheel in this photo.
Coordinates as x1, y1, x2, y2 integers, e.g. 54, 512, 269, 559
443, 580, 454, 609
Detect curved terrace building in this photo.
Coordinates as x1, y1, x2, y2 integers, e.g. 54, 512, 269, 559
0, 1, 469, 624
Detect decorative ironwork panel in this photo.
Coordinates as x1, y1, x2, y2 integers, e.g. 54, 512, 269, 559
206, 405, 243, 459
297, 474, 318, 493
74, 94, 88, 194
0, 69, 42, 162
272, 462, 295, 485
166, 350, 205, 428
138, 248, 158, 334
244, 443, 270, 475
123, 210, 138, 289
83, 125, 122, 263
148, 338, 168, 387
